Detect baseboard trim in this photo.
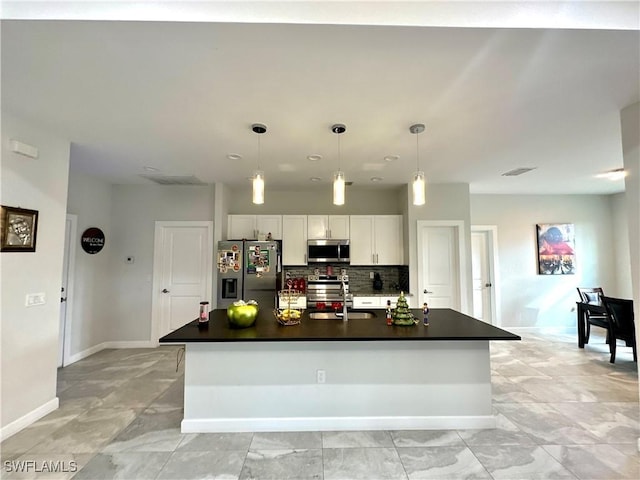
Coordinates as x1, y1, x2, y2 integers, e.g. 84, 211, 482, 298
504, 326, 577, 334
67, 342, 108, 365
0, 397, 59, 442
66, 341, 157, 366
105, 340, 156, 349
181, 415, 497, 433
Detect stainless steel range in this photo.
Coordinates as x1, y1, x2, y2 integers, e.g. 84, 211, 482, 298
306, 274, 352, 309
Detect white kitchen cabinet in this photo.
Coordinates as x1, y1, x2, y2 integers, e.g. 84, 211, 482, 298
257, 215, 282, 240
375, 215, 403, 265
227, 215, 282, 240
349, 215, 403, 265
353, 295, 412, 309
352, 296, 380, 308
307, 215, 350, 239
281, 215, 307, 265
349, 216, 375, 265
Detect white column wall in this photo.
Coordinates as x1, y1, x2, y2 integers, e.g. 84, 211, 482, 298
1, 113, 70, 439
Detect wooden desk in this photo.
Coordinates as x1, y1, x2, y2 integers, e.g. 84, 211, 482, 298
576, 301, 607, 348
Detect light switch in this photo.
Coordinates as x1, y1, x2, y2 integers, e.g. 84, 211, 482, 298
25, 293, 46, 306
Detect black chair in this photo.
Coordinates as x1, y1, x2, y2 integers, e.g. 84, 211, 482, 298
601, 296, 637, 363
577, 287, 608, 344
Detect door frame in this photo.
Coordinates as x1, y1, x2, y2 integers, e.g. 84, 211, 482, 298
416, 220, 470, 314
471, 225, 500, 326
151, 221, 214, 345
59, 214, 77, 367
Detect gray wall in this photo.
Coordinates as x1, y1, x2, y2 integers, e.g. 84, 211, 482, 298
66, 178, 217, 354
66, 169, 113, 357
611, 192, 632, 299
470, 194, 620, 328
1, 113, 70, 436
406, 183, 473, 312
109, 184, 215, 342
620, 101, 640, 386
227, 187, 403, 214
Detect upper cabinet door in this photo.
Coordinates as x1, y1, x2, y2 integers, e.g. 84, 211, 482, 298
328, 215, 349, 239
349, 216, 375, 265
307, 215, 329, 239
227, 215, 282, 240
282, 215, 308, 265
228, 215, 257, 239
375, 215, 403, 265
256, 215, 282, 240
308, 215, 350, 239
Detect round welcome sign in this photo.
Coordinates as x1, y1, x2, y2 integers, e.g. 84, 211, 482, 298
81, 227, 105, 254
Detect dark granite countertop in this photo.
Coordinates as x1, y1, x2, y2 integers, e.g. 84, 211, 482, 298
159, 308, 520, 343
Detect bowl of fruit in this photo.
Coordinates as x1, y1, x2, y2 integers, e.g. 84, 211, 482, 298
274, 308, 303, 326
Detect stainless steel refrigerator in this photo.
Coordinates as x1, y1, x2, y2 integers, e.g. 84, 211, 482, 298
216, 240, 280, 309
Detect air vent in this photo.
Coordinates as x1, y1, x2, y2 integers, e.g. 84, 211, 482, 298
501, 167, 537, 177
139, 174, 206, 186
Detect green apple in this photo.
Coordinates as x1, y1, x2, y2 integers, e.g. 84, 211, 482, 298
227, 300, 259, 328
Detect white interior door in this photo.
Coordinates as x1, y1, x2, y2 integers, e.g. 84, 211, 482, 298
471, 226, 499, 325
153, 222, 213, 338
58, 214, 76, 367
418, 225, 460, 309
471, 231, 492, 322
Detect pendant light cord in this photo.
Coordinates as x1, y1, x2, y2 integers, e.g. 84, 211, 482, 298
416, 132, 419, 172
337, 133, 341, 171
257, 134, 261, 171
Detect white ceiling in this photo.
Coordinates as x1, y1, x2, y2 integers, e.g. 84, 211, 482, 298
2, 1, 639, 194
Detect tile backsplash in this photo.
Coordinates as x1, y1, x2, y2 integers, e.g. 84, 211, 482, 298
283, 264, 409, 293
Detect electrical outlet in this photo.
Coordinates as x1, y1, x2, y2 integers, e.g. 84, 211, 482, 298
370, 271, 374, 279
316, 369, 326, 384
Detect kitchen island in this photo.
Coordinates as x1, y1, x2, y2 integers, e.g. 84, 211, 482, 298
160, 308, 520, 433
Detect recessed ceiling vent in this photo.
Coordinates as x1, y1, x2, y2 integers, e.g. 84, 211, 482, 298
139, 174, 206, 185
501, 167, 537, 177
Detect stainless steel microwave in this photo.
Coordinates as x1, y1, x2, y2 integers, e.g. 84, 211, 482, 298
307, 239, 350, 263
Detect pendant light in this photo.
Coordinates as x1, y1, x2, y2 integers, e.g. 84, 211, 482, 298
410, 123, 426, 206
251, 123, 266, 205
332, 124, 346, 206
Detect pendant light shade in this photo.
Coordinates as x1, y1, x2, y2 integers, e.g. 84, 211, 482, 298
333, 171, 345, 206
251, 123, 267, 205
412, 171, 426, 206
410, 123, 426, 206
331, 124, 346, 206
252, 171, 265, 205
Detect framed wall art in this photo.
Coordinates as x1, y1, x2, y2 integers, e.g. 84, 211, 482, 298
0, 206, 39, 252
536, 223, 575, 275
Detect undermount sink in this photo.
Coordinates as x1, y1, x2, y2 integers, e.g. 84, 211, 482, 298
309, 311, 376, 320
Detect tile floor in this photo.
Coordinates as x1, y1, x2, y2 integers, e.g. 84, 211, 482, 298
1, 329, 638, 479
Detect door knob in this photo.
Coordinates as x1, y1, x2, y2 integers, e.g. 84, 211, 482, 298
162, 288, 170, 293
424, 290, 433, 294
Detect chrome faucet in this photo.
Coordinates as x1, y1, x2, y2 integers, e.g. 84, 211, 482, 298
336, 280, 351, 321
